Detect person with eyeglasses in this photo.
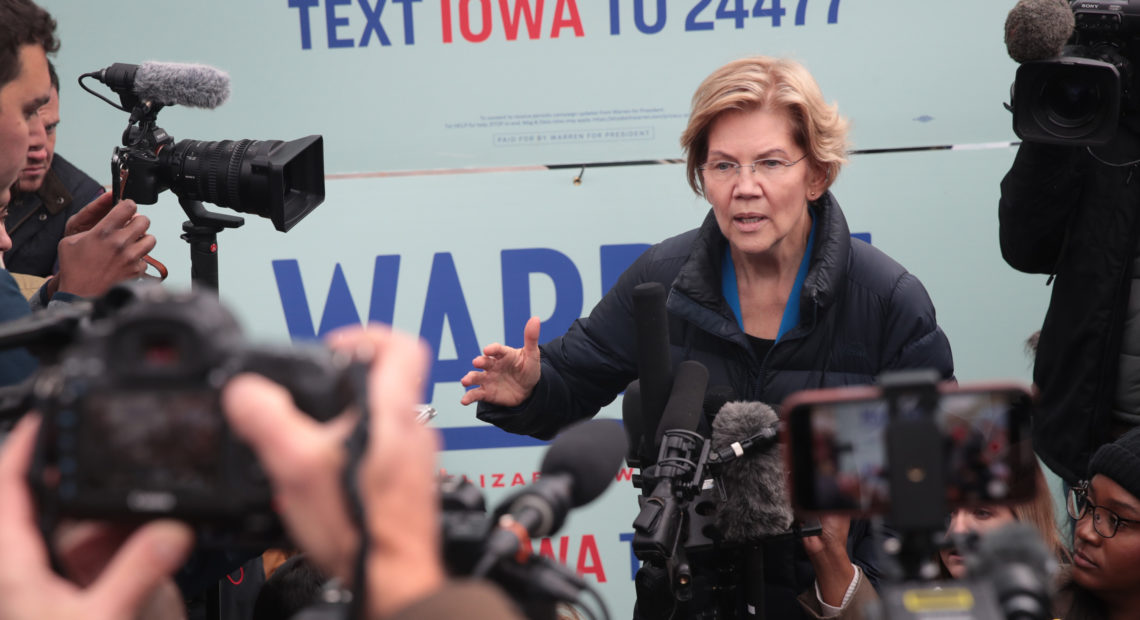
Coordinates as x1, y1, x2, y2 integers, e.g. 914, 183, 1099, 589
1054, 426, 1140, 620
461, 56, 953, 619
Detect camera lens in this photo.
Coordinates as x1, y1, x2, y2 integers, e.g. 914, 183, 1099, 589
1039, 67, 1105, 129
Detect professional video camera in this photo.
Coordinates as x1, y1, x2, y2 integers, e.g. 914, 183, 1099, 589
0, 281, 361, 549
78, 61, 326, 288
782, 370, 1055, 620
1011, 0, 1140, 144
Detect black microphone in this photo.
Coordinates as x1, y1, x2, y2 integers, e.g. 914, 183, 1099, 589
710, 401, 793, 542
653, 360, 709, 451
622, 380, 645, 467
91, 61, 231, 109
966, 522, 1056, 620
1005, 0, 1075, 63
633, 282, 673, 466
474, 419, 626, 577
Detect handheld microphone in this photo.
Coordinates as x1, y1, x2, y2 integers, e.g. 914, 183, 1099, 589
475, 419, 626, 577
90, 61, 231, 109
710, 401, 793, 542
1004, 0, 1075, 63
633, 282, 673, 466
966, 522, 1056, 620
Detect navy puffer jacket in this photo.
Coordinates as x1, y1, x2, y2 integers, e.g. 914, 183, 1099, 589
478, 192, 955, 438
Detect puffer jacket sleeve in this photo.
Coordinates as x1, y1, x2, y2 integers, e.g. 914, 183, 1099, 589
998, 141, 1084, 275
477, 245, 664, 439
878, 271, 954, 381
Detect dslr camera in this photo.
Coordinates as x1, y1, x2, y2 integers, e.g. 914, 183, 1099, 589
1013, 1, 1140, 144
5, 282, 361, 548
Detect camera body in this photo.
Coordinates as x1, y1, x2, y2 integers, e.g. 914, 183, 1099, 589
1013, 0, 1140, 144
24, 283, 357, 547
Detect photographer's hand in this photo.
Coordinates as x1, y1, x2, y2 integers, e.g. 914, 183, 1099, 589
803, 515, 856, 608
0, 415, 194, 620
54, 197, 155, 298
224, 325, 445, 619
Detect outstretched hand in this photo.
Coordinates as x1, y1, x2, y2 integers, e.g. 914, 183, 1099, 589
459, 316, 542, 407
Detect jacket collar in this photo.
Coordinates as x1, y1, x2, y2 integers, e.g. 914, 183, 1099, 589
671, 192, 850, 313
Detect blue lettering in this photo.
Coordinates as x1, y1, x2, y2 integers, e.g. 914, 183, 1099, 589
393, 0, 422, 44
634, 0, 666, 34
618, 532, 638, 580
501, 248, 582, 349
289, 0, 321, 49
358, 0, 392, 46
420, 253, 480, 402
272, 255, 400, 340
327, 0, 355, 47
599, 243, 649, 296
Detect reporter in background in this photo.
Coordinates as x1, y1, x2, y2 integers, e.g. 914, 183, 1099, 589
7, 59, 103, 282
1055, 426, 1140, 619
462, 55, 953, 618
0, 0, 155, 388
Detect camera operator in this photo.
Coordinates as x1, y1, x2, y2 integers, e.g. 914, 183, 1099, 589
221, 325, 525, 620
6, 58, 104, 283
0, 0, 156, 388
998, 0, 1140, 488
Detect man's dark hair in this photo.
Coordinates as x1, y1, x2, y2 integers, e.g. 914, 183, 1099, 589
47, 58, 58, 93
0, 0, 58, 89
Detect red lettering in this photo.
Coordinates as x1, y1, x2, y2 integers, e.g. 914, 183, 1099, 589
460, 0, 493, 42
441, 0, 453, 42
550, 0, 583, 38
498, 0, 543, 40
511, 472, 527, 486
615, 467, 634, 482
576, 535, 606, 582
537, 536, 570, 563
492, 473, 506, 488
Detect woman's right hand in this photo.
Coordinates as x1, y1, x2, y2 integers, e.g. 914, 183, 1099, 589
459, 316, 542, 407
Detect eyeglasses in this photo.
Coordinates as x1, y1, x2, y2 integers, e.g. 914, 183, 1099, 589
1067, 481, 1140, 538
698, 154, 808, 182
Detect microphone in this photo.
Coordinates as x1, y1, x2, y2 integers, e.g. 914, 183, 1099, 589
1004, 0, 1075, 63
966, 522, 1056, 620
622, 380, 645, 467
633, 282, 673, 465
474, 419, 626, 577
710, 401, 793, 542
92, 61, 231, 109
653, 360, 709, 451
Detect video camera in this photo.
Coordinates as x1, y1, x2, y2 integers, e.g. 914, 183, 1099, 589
782, 370, 1053, 620
78, 61, 326, 289
1012, 1, 1140, 144
0, 281, 362, 549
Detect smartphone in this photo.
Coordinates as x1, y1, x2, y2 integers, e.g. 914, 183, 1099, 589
782, 382, 1037, 516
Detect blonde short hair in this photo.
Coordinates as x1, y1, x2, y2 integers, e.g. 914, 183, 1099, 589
680, 56, 849, 197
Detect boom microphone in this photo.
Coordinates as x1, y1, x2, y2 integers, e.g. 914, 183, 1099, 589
711, 401, 793, 542
654, 360, 709, 450
91, 61, 231, 109
622, 380, 645, 467
633, 282, 673, 465
474, 419, 626, 577
1004, 0, 1075, 63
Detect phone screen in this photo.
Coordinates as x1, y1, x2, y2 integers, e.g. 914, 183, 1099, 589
786, 386, 1037, 515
